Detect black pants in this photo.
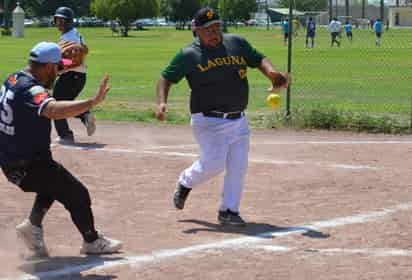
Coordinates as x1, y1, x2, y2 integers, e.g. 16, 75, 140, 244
2, 153, 98, 242
53, 72, 87, 138
284, 32, 289, 43
306, 34, 315, 47
331, 32, 340, 46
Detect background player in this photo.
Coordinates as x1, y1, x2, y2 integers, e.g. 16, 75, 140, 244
292, 18, 299, 37
344, 21, 353, 42
305, 17, 316, 48
283, 18, 289, 45
156, 7, 289, 226
53, 6, 95, 144
0, 42, 122, 257
373, 18, 383, 47
328, 17, 342, 47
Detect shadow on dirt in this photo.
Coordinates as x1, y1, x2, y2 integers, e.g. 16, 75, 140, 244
18, 255, 122, 280
178, 219, 330, 239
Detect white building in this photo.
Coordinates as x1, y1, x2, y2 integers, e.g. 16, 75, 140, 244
388, 7, 412, 25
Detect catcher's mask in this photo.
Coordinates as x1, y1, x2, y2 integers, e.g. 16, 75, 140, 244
54, 7, 74, 31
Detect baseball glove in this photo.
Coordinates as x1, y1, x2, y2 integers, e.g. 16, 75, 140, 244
58, 40, 89, 68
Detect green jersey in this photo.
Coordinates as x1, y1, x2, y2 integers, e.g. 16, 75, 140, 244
161, 34, 265, 113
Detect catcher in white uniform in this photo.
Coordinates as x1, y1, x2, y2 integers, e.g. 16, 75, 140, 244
156, 7, 289, 226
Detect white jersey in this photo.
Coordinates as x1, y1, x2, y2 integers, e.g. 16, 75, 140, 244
328, 20, 342, 33
59, 28, 86, 73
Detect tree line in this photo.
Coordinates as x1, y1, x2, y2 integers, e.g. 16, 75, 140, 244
2, 0, 258, 28
91, 0, 258, 35
2, 0, 327, 37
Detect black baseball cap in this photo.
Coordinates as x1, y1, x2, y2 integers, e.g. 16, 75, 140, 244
194, 7, 221, 28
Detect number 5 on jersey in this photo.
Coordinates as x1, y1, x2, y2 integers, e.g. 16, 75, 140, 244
0, 85, 14, 125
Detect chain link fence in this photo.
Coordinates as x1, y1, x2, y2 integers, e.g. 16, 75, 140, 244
283, 2, 412, 133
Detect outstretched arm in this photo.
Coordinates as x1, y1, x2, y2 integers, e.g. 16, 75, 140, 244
42, 74, 110, 120
156, 76, 173, 121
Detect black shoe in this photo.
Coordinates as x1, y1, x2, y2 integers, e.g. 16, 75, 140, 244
218, 209, 246, 226
173, 183, 191, 210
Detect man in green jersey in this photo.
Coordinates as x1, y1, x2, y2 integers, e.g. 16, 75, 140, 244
156, 7, 289, 226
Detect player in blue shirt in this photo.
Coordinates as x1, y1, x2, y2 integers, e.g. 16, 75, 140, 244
0, 42, 122, 257
305, 17, 316, 48
344, 21, 353, 41
373, 18, 383, 47
283, 19, 289, 45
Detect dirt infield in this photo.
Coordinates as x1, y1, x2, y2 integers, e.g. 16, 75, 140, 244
1, 120, 412, 279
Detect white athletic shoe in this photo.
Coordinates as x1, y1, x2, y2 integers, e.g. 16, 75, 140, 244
84, 113, 96, 136
16, 219, 49, 257
80, 232, 122, 254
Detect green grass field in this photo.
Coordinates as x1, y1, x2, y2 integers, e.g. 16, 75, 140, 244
1, 26, 411, 130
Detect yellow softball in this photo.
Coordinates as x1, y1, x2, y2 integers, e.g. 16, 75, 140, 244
266, 93, 280, 109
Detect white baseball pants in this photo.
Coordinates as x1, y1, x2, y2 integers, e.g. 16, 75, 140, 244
178, 112, 250, 213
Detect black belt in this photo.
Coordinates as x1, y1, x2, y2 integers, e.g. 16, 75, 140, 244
202, 111, 244, 120
3, 159, 31, 168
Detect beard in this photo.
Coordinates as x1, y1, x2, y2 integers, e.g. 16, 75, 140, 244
199, 33, 222, 50
45, 73, 57, 89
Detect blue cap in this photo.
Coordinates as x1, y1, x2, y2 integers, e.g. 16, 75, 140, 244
29, 42, 72, 66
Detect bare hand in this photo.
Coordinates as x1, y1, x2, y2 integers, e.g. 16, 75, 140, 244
267, 72, 291, 93
156, 103, 168, 121
91, 74, 110, 107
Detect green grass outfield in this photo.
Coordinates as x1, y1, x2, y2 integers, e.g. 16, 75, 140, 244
1, 26, 411, 128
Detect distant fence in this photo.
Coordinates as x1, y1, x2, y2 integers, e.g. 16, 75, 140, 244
284, 2, 412, 132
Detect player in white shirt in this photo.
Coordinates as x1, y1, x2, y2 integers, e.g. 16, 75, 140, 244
328, 17, 342, 47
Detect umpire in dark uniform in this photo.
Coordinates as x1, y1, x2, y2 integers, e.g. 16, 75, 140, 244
156, 7, 289, 226
53, 6, 95, 144
0, 42, 122, 257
